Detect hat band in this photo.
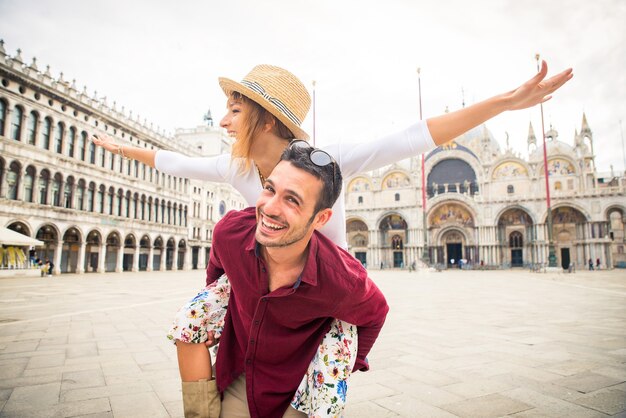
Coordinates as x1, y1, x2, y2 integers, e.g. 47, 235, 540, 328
240, 80, 302, 127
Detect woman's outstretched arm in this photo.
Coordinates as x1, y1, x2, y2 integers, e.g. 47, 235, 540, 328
427, 60, 573, 145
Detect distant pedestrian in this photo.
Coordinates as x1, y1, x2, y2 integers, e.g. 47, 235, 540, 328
588, 259, 594, 271
596, 258, 601, 269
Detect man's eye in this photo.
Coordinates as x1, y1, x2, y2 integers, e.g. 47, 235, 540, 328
287, 197, 299, 205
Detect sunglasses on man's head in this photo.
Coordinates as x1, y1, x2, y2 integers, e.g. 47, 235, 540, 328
288, 140, 337, 190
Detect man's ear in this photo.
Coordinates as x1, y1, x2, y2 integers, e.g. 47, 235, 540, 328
313, 208, 333, 230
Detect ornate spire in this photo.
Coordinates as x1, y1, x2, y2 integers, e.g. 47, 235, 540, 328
0, 39, 6, 56
581, 112, 592, 135
14, 48, 24, 64
527, 122, 536, 145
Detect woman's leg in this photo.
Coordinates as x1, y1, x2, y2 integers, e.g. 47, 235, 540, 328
177, 341, 212, 381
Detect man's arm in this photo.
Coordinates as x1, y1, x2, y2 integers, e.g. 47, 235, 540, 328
335, 275, 389, 372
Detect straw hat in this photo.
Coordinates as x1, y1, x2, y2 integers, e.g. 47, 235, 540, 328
219, 65, 311, 140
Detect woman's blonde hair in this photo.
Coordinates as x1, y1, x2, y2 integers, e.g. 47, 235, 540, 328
230, 92, 295, 171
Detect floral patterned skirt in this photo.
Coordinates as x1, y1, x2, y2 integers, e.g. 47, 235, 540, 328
167, 275, 357, 418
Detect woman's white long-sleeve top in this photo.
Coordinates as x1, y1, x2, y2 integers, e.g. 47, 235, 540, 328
155, 121, 435, 248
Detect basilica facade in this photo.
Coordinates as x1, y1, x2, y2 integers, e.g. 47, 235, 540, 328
345, 118, 626, 270
0, 42, 246, 275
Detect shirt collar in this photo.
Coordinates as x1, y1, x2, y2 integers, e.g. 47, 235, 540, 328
250, 232, 320, 288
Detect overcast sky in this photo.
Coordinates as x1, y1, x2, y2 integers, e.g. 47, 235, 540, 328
1, 0, 625, 173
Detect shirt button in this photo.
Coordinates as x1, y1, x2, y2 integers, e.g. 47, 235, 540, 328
246, 359, 252, 365
262, 267, 266, 273
250, 339, 255, 345
254, 320, 260, 326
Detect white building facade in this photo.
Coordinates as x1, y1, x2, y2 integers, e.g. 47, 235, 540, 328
345, 117, 626, 270
0, 42, 246, 275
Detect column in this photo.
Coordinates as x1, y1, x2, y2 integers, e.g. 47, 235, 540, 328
184, 246, 192, 271
159, 247, 167, 271
116, 245, 124, 272
172, 246, 179, 271
76, 241, 86, 274
52, 240, 62, 275
97, 243, 106, 273
147, 245, 154, 272
132, 246, 140, 272
0, 167, 8, 198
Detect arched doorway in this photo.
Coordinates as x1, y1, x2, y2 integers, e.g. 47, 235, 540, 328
551, 206, 587, 269
347, 219, 368, 266
123, 234, 136, 271
608, 208, 625, 267
84, 230, 101, 272
35, 225, 58, 264
379, 214, 408, 268
429, 202, 476, 265
166, 238, 175, 270
139, 235, 150, 271
61, 227, 81, 273
177, 239, 186, 270
153, 236, 164, 271
497, 208, 534, 268
441, 229, 465, 267
105, 232, 121, 272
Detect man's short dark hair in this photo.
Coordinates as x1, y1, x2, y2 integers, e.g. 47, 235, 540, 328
279, 144, 342, 213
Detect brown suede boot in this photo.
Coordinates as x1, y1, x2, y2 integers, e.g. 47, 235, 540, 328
181, 379, 221, 418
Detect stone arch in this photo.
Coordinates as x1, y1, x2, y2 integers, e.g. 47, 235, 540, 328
84, 229, 102, 273
61, 227, 82, 273
6, 220, 32, 237
123, 234, 137, 272
347, 176, 372, 193
177, 239, 187, 270
166, 237, 176, 270
427, 157, 478, 197
105, 231, 122, 272
381, 171, 411, 190
153, 236, 165, 271
139, 235, 151, 271
35, 224, 60, 264
491, 159, 530, 180
378, 212, 408, 268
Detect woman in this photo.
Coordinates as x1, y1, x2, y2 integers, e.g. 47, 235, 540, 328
93, 63, 573, 417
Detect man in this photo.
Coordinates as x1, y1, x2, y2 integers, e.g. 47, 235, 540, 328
205, 143, 389, 417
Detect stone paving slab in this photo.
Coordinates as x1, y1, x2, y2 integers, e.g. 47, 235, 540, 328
0, 269, 625, 417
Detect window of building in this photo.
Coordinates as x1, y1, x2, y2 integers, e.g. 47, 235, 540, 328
507, 185, 514, 194
26, 111, 38, 145
358, 196, 363, 204
11, 105, 23, 141
64, 177, 74, 208
76, 180, 85, 210
79, 131, 87, 161
509, 231, 523, 248
24, 166, 35, 203
0, 100, 6, 135
41, 117, 52, 150
89, 141, 96, 164
87, 183, 96, 212
394, 193, 400, 201
554, 181, 562, 191
67, 127, 76, 157
52, 173, 62, 206
567, 179, 574, 190
7, 162, 20, 200
39, 171, 50, 204
54, 122, 64, 153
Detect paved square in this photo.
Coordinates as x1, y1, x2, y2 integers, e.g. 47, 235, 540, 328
0, 268, 624, 417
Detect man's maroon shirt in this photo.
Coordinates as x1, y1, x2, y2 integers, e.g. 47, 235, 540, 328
206, 207, 389, 418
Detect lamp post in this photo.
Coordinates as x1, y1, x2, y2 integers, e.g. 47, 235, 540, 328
536, 54, 557, 267
418, 67, 430, 265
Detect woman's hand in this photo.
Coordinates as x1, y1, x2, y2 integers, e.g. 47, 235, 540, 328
502, 60, 573, 111
90, 133, 118, 153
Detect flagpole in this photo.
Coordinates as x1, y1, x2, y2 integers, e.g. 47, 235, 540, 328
312, 80, 316, 147
536, 54, 557, 268
418, 67, 430, 265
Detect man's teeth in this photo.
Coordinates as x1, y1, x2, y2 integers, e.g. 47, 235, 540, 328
263, 218, 285, 230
